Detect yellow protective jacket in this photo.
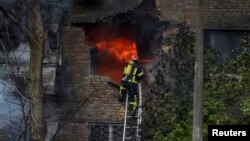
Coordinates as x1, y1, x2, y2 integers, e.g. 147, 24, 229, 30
122, 60, 144, 83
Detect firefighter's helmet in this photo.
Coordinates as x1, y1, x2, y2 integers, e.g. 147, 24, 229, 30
131, 55, 139, 60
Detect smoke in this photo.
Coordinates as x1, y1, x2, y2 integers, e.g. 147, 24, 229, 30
0, 79, 21, 129
0, 80, 26, 141
0, 43, 29, 129
143, 63, 155, 83
8, 42, 30, 74
0, 42, 29, 139
9, 42, 30, 62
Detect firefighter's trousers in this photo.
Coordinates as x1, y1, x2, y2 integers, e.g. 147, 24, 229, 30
119, 82, 138, 112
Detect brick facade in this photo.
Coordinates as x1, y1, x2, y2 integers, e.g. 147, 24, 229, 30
67, 0, 250, 29
59, 27, 90, 101
156, 0, 250, 30
64, 0, 142, 24
56, 123, 89, 141
54, 26, 125, 140
203, 0, 250, 30
75, 76, 124, 122
53, 0, 250, 140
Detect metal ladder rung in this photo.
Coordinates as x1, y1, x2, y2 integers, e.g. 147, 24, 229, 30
126, 126, 138, 129
125, 137, 133, 140
127, 116, 138, 118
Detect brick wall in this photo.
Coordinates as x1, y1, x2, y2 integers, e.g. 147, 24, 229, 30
55, 26, 125, 140
67, 0, 250, 29
75, 76, 124, 122
59, 26, 90, 99
156, 0, 196, 26
156, 0, 250, 30
56, 123, 89, 141
203, 0, 250, 30
59, 26, 124, 120
65, 0, 142, 23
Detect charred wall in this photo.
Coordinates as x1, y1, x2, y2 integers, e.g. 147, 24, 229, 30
55, 26, 125, 140
56, 1, 164, 140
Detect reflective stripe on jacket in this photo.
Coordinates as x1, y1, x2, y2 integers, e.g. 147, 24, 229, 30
123, 61, 144, 83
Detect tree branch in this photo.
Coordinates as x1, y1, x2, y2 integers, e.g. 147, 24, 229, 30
0, 3, 38, 46
49, 78, 113, 141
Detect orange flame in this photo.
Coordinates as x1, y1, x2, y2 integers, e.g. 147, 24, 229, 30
96, 38, 137, 63
94, 38, 138, 83
85, 25, 137, 83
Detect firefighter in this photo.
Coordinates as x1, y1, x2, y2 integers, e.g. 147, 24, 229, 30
119, 55, 144, 115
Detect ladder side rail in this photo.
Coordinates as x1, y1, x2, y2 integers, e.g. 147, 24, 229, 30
122, 93, 129, 141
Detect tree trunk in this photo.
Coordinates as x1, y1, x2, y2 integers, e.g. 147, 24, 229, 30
28, 0, 45, 141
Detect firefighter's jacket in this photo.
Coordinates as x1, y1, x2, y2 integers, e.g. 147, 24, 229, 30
122, 60, 144, 84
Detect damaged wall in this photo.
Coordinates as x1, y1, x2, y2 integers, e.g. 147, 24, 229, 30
54, 27, 125, 140
64, 0, 142, 24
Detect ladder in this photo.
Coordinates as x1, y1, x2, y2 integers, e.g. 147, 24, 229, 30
122, 83, 142, 141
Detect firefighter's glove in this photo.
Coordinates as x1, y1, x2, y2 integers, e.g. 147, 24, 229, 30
122, 76, 128, 82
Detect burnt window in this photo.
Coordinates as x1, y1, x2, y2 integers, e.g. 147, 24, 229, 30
90, 47, 99, 75
85, 24, 136, 83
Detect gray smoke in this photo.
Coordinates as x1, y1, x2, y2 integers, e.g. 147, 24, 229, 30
8, 42, 30, 75
0, 79, 21, 129
0, 42, 29, 134
143, 63, 155, 83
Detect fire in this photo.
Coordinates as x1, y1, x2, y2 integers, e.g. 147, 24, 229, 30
94, 38, 138, 83
85, 24, 138, 83
96, 38, 137, 63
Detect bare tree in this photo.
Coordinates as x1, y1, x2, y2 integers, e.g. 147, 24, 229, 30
0, 37, 30, 140
0, 0, 46, 140
27, 0, 46, 140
